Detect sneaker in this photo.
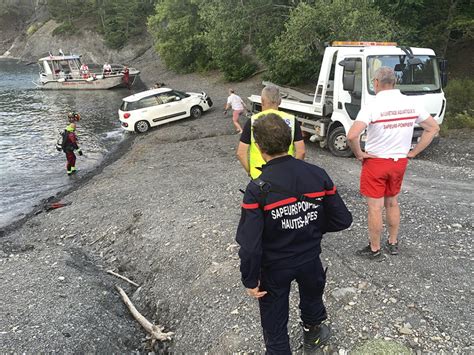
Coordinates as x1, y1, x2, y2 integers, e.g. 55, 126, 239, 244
356, 244, 372, 256
386, 241, 399, 255
356, 245, 385, 261
303, 323, 330, 353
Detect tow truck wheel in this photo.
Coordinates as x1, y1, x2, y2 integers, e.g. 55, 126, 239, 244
328, 126, 353, 157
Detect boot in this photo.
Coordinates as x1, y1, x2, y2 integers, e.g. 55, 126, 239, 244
302, 323, 330, 354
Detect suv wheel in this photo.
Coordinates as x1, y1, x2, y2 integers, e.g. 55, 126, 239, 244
135, 120, 150, 133
190, 106, 202, 119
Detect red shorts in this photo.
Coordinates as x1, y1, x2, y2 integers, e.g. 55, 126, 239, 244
360, 158, 408, 198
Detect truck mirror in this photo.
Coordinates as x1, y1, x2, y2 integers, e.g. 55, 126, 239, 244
338, 59, 357, 72
407, 57, 422, 66
394, 64, 404, 72
343, 74, 355, 92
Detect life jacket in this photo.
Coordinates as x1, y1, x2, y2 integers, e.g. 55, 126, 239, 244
249, 109, 296, 179
62, 125, 77, 152
55, 130, 69, 152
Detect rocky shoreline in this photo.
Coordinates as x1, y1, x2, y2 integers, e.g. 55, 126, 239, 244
1, 56, 474, 352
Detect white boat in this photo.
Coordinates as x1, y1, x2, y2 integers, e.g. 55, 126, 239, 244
33, 54, 140, 90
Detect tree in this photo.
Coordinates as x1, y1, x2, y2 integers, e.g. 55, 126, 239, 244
374, 0, 474, 57
147, 0, 210, 72
266, 0, 402, 84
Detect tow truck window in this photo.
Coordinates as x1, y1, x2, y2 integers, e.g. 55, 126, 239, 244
367, 55, 440, 94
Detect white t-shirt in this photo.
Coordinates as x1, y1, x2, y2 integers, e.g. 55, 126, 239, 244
227, 93, 244, 111
355, 89, 430, 158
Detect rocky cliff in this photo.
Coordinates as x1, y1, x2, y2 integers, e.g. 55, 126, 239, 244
0, 1, 153, 66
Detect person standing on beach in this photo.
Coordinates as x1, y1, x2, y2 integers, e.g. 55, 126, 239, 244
62, 123, 83, 176
236, 85, 305, 179
224, 88, 248, 134
347, 66, 439, 260
236, 113, 352, 353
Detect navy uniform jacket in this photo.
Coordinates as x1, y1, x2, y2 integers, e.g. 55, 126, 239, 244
236, 155, 352, 289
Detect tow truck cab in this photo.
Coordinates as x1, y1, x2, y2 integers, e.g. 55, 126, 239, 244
249, 41, 448, 157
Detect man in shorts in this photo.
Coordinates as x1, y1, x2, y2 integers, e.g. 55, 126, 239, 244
347, 66, 439, 260
225, 88, 248, 134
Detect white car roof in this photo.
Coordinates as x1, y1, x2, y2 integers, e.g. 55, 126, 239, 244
123, 88, 173, 102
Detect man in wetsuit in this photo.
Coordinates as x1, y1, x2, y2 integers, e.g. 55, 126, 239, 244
62, 123, 83, 176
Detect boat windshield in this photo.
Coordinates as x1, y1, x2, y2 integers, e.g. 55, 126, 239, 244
367, 55, 441, 94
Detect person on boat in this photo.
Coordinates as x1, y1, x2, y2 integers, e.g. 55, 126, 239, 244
122, 66, 130, 89
62, 123, 83, 176
80, 63, 89, 79
103, 62, 112, 76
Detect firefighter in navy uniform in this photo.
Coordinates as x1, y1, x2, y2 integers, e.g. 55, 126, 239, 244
236, 113, 352, 354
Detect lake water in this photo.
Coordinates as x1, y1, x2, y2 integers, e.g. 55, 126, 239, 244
0, 59, 138, 229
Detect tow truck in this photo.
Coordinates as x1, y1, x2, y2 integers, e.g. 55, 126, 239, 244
249, 41, 448, 157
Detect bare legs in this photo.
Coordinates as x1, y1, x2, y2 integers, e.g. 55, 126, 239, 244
232, 110, 243, 133
366, 194, 400, 251
384, 195, 400, 245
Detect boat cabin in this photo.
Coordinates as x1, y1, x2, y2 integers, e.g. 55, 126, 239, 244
38, 55, 84, 81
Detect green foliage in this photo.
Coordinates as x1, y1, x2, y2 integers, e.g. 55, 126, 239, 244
266, 0, 402, 84
52, 22, 76, 36
374, 0, 474, 57
443, 84, 474, 131
198, 1, 256, 81
46, 0, 156, 49
102, 0, 141, 49
26, 23, 42, 37
443, 78, 474, 129
444, 78, 474, 116
0, 4, 9, 16
444, 111, 474, 129
148, 0, 210, 72
47, 0, 93, 22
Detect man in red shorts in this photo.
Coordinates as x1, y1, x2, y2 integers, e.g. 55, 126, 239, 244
347, 67, 439, 260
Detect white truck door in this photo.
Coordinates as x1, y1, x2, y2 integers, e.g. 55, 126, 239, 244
336, 56, 364, 123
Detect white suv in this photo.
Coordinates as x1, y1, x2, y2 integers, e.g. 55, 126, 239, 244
119, 88, 213, 133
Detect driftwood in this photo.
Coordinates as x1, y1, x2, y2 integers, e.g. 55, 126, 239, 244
107, 270, 140, 287
115, 286, 174, 342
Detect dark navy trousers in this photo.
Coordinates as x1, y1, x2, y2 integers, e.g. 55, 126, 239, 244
258, 258, 327, 354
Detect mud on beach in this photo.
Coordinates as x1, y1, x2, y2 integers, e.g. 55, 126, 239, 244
1, 62, 473, 352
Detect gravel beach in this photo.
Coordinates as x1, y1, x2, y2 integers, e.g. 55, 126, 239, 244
1, 53, 473, 352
